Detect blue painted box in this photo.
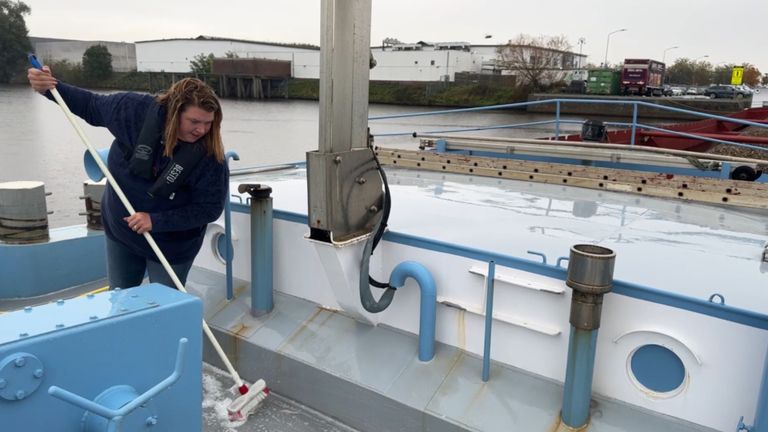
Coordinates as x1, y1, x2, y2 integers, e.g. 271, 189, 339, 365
0, 284, 202, 431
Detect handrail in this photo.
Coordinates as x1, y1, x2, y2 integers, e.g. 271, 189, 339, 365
370, 98, 768, 128
369, 98, 768, 154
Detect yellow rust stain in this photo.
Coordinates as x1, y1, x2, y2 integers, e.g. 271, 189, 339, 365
283, 307, 327, 346
229, 323, 251, 337
548, 415, 590, 432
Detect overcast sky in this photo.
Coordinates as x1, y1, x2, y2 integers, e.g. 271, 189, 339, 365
23, 0, 768, 73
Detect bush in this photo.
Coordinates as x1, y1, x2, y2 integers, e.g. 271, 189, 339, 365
82, 45, 112, 81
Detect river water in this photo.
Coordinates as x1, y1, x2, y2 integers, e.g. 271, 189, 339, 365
1, 84, 766, 228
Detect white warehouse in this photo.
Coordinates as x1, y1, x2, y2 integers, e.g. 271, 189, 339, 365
370, 42, 478, 82
135, 36, 320, 78
132, 36, 588, 83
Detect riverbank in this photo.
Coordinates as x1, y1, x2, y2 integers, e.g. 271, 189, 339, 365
12, 70, 530, 108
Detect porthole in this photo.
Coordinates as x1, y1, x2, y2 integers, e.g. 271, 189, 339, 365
629, 344, 686, 397
211, 231, 229, 265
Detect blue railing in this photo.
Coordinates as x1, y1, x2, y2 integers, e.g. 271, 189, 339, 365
369, 98, 768, 154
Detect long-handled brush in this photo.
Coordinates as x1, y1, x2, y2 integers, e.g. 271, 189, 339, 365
29, 54, 268, 420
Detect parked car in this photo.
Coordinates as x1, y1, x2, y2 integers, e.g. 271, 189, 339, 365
685, 87, 699, 95
736, 85, 755, 96
704, 85, 751, 99
665, 85, 684, 96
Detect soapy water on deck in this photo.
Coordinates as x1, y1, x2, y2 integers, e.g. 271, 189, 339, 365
202, 363, 358, 432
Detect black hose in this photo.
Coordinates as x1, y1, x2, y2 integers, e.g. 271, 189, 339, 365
359, 145, 396, 313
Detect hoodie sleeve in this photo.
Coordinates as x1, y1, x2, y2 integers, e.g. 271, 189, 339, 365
46, 82, 152, 146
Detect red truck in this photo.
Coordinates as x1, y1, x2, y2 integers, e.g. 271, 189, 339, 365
621, 59, 665, 96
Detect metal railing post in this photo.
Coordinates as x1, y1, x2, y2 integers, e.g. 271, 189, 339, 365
482, 260, 496, 382
555, 100, 561, 140
630, 103, 638, 146
224, 151, 240, 300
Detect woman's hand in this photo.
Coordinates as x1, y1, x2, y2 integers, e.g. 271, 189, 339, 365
124, 212, 153, 235
27, 66, 57, 93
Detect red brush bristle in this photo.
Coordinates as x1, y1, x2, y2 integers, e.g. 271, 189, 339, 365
238, 384, 249, 395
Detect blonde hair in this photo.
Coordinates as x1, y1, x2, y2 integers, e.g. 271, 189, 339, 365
156, 78, 224, 162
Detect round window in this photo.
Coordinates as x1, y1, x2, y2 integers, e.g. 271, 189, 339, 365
211, 231, 230, 264
629, 344, 686, 395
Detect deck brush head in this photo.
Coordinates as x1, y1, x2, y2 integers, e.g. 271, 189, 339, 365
226, 379, 269, 422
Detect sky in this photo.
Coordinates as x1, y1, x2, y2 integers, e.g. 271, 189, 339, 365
22, 0, 768, 73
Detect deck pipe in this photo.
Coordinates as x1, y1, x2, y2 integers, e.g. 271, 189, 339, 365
561, 244, 616, 429
238, 184, 274, 316
224, 151, 240, 301
388, 261, 436, 361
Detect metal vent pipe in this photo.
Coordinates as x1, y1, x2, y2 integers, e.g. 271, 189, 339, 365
561, 244, 616, 429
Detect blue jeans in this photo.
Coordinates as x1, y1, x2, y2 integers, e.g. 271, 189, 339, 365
105, 236, 194, 289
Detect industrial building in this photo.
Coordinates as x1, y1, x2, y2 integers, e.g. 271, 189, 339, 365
29, 37, 136, 72
135, 36, 319, 78
28, 35, 586, 84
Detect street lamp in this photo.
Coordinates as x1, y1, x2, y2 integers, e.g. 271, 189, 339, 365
693, 55, 709, 63
577, 37, 586, 69
603, 28, 627, 67
662, 46, 678, 63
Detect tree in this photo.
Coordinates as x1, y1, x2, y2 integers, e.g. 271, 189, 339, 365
82, 44, 112, 80
189, 52, 214, 74
742, 64, 761, 87
711, 64, 732, 85
224, 51, 239, 59
0, 0, 32, 83
691, 60, 712, 86
666, 58, 713, 85
497, 34, 572, 89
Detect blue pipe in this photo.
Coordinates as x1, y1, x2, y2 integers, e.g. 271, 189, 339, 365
247, 186, 273, 316
482, 260, 496, 382
561, 327, 599, 428
388, 261, 436, 362
224, 151, 240, 301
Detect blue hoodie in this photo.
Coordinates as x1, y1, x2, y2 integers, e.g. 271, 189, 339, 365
50, 83, 228, 264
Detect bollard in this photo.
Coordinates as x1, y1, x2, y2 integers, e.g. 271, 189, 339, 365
0, 181, 50, 244
238, 184, 274, 316
561, 244, 616, 429
79, 181, 106, 230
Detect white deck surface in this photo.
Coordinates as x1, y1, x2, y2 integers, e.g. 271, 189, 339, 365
234, 165, 768, 314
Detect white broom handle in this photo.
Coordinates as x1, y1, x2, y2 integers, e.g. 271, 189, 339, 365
32, 58, 245, 388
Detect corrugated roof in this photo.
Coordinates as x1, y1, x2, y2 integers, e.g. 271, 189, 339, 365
134, 35, 319, 51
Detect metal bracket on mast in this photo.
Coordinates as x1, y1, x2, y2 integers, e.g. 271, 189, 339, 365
307, 0, 382, 244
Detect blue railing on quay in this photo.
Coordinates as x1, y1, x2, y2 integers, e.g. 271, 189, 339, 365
368, 98, 768, 154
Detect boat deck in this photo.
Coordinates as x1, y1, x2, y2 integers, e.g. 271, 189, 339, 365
189, 268, 714, 432
234, 164, 768, 314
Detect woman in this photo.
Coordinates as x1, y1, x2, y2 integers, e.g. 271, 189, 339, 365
28, 67, 228, 289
